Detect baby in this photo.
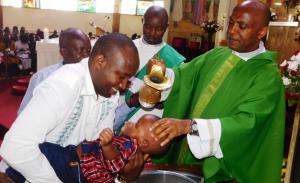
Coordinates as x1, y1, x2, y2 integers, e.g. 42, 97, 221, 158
6, 114, 168, 183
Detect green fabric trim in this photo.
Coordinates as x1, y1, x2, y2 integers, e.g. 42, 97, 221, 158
191, 54, 240, 117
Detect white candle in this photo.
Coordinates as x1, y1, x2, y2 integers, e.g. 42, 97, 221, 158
44, 28, 49, 41
288, 15, 293, 22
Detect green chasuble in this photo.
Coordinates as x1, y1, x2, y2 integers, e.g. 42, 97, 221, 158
152, 47, 285, 183
126, 44, 185, 119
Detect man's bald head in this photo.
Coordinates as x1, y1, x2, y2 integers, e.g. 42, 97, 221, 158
143, 6, 169, 45
59, 28, 91, 64
227, 0, 271, 52
235, 0, 271, 27
144, 6, 168, 25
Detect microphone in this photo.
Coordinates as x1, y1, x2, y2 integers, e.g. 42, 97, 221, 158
89, 16, 110, 36
89, 22, 96, 28
89, 16, 109, 26
89, 22, 93, 26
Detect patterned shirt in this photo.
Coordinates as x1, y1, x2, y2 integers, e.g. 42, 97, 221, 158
0, 58, 119, 182
18, 62, 63, 114
79, 136, 138, 183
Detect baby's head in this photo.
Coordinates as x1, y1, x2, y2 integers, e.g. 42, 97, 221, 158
122, 114, 169, 155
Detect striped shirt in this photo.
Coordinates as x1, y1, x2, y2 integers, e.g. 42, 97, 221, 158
80, 136, 138, 183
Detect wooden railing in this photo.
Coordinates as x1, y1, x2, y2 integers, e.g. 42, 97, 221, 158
284, 98, 300, 183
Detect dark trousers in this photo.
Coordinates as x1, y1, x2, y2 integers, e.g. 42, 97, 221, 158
6, 142, 87, 183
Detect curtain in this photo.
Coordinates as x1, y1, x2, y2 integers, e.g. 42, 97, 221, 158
192, 0, 206, 25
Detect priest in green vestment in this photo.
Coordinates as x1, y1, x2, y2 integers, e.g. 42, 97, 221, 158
150, 1, 285, 183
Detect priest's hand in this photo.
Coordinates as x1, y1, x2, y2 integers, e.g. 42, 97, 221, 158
126, 92, 140, 108
150, 118, 191, 146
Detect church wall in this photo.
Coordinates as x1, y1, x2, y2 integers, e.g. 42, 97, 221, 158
2, 6, 139, 37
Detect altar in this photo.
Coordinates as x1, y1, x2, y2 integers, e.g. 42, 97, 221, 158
36, 38, 61, 71
36, 38, 96, 71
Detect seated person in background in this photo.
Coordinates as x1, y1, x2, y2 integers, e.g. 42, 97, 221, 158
19, 27, 26, 37
35, 28, 43, 40
6, 114, 166, 183
17, 27, 91, 114
3, 27, 15, 51
49, 30, 59, 39
3, 27, 20, 77
0, 29, 6, 65
88, 32, 95, 39
11, 26, 19, 42
131, 33, 138, 40
28, 33, 37, 72
15, 33, 31, 71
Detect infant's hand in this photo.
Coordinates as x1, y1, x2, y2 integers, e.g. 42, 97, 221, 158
99, 128, 113, 146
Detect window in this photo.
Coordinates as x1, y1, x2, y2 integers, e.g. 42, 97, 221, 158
1, 0, 164, 14
136, 0, 164, 15
78, 0, 96, 12
95, 0, 115, 13
137, 1, 154, 15
2, 0, 22, 7
23, 0, 40, 8
40, 0, 77, 11
120, 0, 137, 15
153, 0, 164, 7
121, 0, 164, 16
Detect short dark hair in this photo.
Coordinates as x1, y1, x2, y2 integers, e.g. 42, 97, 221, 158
144, 6, 168, 26
89, 33, 137, 61
20, 33, 29, 44
59, 28, 87, 48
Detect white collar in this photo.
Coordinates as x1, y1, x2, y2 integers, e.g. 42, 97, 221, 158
232, 41, 266, 61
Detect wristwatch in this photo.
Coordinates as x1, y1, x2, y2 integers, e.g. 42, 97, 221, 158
190, 119, 199, 136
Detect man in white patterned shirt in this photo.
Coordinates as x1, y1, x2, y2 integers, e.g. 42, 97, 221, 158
0, 33, 143, 183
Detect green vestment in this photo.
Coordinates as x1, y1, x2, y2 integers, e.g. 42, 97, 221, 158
152, 47, 285, 183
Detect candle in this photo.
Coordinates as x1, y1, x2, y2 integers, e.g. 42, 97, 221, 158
44, 28, 49, 41
288, 15, 293, 22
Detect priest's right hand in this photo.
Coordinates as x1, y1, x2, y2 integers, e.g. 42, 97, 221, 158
149, 118, 191, 146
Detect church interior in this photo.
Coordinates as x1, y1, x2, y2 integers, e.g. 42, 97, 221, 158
0, 0, 299, 182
